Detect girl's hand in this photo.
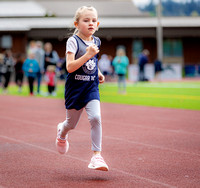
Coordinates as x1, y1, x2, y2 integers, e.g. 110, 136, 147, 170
98, 72, 105, 84
66, 44, 99, 73
86, 44, 99, 59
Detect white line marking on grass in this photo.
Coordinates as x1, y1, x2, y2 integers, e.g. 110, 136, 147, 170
133, 83, 200, 89
103, 82, 200, 89
0, 135, 176, 188
100, 91, 200, 100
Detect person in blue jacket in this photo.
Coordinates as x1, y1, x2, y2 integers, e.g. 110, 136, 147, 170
112, 48, 129, 94
23, 52, 39, 96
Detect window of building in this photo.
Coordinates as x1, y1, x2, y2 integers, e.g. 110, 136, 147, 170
0, 35, 13, 49
132, 39, 143, 59
163, 39, 183, 57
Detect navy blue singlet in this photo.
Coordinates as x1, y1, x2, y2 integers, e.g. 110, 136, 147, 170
65, 35, 101, 110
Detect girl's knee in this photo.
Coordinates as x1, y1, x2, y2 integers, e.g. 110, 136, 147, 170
89, 114, 101, 125
63, 120, 77, 131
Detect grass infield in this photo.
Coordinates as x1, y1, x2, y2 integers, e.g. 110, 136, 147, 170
99, 82, 200, 110
1, 81, 200, 111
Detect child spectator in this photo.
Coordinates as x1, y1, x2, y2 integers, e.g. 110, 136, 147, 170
45, 65, 57, 96
112, 48, 129, 94
22, 52, 39, 96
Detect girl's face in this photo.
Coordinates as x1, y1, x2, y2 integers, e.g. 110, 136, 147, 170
75, 10, 99, 40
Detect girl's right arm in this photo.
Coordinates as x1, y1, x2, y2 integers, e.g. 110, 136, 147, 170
66, 44, 99, 73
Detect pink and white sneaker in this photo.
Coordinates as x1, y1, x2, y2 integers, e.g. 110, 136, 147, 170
88, 154, 109, 171
56, 123, 69, 154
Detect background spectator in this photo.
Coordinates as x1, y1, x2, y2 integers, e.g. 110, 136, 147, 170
35, 41, 45, 94
154, 59, 163, 82
22, 52, 39, 96
112, 48, 129, 94
0, 50, 14, 93
14, 53, 24, 93
138, 49, 150, 81
98, 54, 112, 81
27, 40, 37, 55
44, 65, 57, 96
44, 42, 59, 72
0, 53, 4, 87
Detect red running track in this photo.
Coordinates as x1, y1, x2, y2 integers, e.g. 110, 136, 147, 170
0, 95, 200, 188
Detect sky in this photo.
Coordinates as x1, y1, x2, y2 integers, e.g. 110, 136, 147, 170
132, 0, 199, 7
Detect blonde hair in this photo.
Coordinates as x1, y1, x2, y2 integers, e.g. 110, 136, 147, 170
0, 53, 4, 63
47, 65, 56, 72
143, 49, 150, 56
73, 6, 98, 35
116, 48, 126, 56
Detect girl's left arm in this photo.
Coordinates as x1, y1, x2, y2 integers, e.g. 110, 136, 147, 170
98, 68, 105, 84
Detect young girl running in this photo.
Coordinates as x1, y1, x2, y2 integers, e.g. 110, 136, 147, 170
56, 6, 109, 171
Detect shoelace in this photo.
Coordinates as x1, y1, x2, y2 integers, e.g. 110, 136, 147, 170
57, 137, 66, 144
93, 155, 106, 164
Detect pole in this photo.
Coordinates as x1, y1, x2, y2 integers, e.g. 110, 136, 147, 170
156, 0, 163, 61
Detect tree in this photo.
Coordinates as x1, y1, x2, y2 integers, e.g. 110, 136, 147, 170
140, 0, 200, 17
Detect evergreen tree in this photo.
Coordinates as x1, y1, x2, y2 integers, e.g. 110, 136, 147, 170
140, 0, 200, 17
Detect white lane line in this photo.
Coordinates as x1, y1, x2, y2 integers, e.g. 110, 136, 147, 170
111, 168, 176, 188
0, 116, 200, 157
74, 129, 200, 157
0, 135, 87, 163
103, 119, 200, 136
0, 135, 176, 188
103, 135, 200, 157
1, 115, 200, 136
0, 116, 51, 128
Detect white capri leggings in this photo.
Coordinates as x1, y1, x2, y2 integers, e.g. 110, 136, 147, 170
61, 100, 102, 152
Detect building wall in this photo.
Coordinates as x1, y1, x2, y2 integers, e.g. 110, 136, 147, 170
1, 30, 200, 68
0, 33, 27, 59
12, 33, 27, 54
183, 37, 200, 65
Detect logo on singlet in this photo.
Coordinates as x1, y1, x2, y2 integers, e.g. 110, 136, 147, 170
82, 58, 96, 74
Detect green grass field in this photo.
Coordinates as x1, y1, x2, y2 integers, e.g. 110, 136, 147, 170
1, 81, 200, 110
99, 82, 200, 110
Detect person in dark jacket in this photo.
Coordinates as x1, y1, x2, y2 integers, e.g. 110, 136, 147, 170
44, 42, 59, 72
15, 53, 24, 93
0, 50, 14, 93
138, 49, 149, 81
154, 59, 163, 81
